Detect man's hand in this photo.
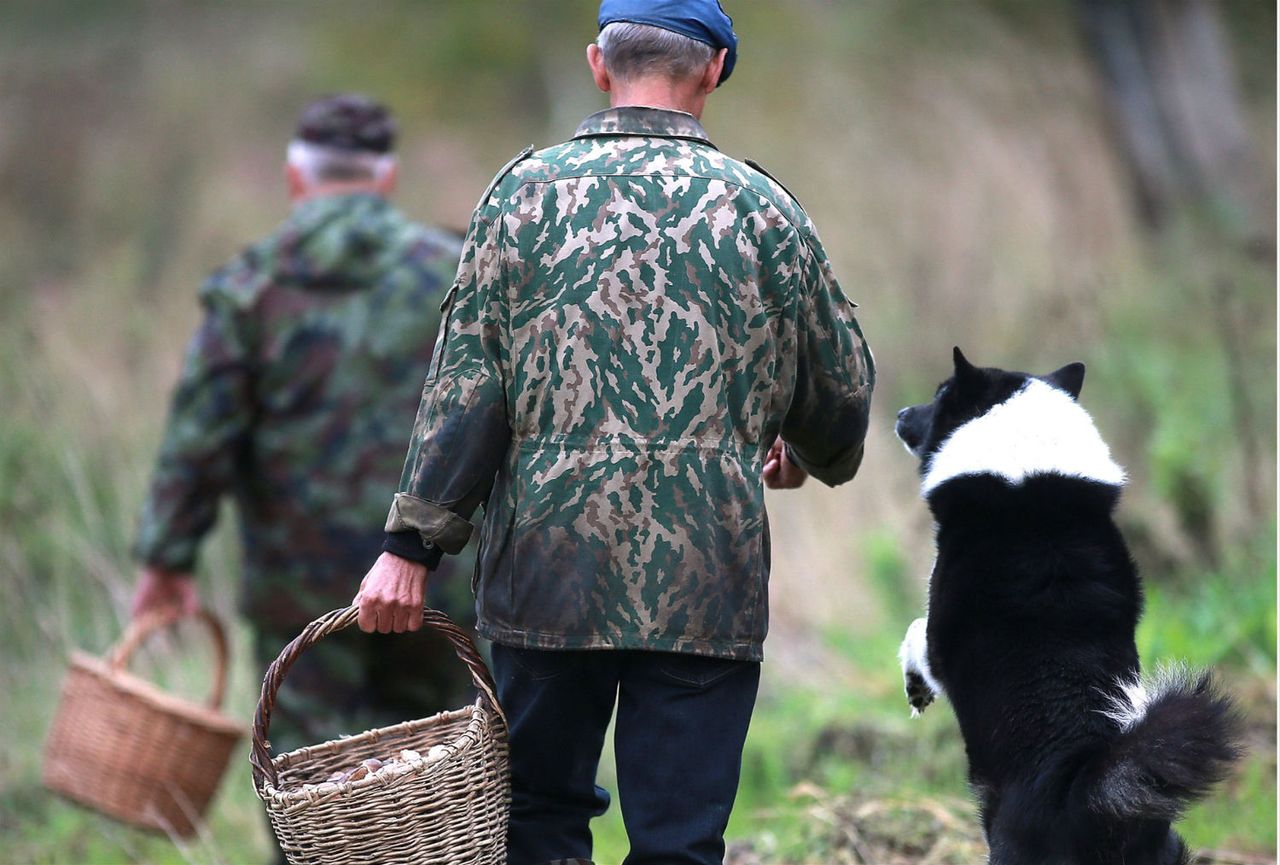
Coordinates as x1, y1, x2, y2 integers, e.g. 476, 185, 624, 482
131, 566, 200, 619
354, 552, 429, 634
763, 436, 807, 489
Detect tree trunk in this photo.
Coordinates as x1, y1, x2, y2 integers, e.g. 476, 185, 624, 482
1075, 0, 1270, 242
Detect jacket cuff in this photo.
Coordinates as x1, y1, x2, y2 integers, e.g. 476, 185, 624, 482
784, 441, 865, 488
383, 492, 474, 554
382, 530, 445, 569
131, 536, 198, 573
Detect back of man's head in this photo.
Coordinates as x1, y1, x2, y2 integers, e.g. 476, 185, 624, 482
596, 0, 737, 85
289, 94, 397, 187
597, 21, 715, 83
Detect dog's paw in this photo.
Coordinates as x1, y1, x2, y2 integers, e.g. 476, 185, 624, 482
899, 617, 939, 717
904, 669, 936, 716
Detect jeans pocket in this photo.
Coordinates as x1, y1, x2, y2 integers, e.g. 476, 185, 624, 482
655, 653, 751, 689
504, 646, 573, 682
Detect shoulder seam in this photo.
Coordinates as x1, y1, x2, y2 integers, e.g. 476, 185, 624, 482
478, 144, 535, 210
198, 256, 264, 308
744, 158, 805, 211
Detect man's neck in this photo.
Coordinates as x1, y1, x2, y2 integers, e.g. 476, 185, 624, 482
291, 182, 385, 205
608, 79, 706, 120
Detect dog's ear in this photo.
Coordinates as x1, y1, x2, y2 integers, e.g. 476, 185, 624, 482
952, 347, 981, 389
1045, 362, 1086, 399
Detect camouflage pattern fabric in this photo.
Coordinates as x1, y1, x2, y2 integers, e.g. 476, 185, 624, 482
135, 192, 474, 631
388, 107, 874, 662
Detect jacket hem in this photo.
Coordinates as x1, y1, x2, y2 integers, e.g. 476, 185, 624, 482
477, 621, 764, 662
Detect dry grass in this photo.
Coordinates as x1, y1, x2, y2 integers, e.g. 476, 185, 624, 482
727, 788, 987, 865
726, 791, 1276, 865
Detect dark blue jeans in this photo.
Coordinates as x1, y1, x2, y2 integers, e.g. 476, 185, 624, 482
490, 645, 761, 865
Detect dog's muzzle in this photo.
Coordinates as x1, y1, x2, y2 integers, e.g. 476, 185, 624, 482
895, 404, 930, 458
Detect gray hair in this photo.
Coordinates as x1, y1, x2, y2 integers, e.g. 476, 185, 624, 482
597, 21, 715, 82
286, 139, 395, 185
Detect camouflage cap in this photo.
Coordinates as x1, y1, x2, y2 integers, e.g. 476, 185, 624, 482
296, 93, 397, 154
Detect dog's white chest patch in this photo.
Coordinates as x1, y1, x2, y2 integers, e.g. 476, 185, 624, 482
923, 380, 1126, 494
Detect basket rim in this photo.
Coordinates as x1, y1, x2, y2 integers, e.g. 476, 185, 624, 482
251, 605, 505, 792
66, 651, 244, 737
258, 701, 498, 811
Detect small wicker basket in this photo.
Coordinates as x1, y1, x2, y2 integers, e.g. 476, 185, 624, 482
250, 606, 509, 865
42, 608, 244, 837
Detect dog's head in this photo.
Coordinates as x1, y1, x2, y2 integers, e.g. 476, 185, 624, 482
896, 348, 1086, 478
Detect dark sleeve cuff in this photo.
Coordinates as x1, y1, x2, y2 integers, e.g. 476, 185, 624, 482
384, 492, 474, 554
784, 439, 865, 488
382, 530, 445, 570
132, 537, 198, 574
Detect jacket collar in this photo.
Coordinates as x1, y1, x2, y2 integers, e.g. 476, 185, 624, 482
573, 106, 715, 147
289, 190, 386, 220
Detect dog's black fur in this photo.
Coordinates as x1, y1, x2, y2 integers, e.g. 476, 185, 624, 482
896, 349, 1241, 865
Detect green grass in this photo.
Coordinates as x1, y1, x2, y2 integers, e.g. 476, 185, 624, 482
1137, 528, 1277, 675
1, 776, 269, 865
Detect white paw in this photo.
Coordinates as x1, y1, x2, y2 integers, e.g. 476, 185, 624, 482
899, 617, 941, 716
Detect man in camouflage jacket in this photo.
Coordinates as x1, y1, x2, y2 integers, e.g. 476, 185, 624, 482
357, 6, 874, 863
131, 95, 476, 761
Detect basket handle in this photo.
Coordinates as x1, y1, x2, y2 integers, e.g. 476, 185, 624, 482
108, 607, 230, 710
250, 606, 504, 792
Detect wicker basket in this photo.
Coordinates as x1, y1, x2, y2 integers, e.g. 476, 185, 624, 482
250, 606, 509, 865
42, 608, 244, 837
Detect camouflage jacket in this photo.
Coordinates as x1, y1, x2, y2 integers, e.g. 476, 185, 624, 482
135, 193, 466, 627
387, 107, 874, 660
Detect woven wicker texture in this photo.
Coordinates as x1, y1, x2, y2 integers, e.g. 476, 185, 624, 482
42, 608, 244, 837
252, 606, 510, 865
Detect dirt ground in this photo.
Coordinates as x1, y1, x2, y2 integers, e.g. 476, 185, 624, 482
726, 788, 986, 865
724, 787, 1277, 865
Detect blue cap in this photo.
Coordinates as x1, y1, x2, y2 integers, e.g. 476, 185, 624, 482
598, 0, 738, 86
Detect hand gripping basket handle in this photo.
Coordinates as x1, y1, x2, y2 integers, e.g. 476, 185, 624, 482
250, 606, 504, 791
108, 606, 230, 710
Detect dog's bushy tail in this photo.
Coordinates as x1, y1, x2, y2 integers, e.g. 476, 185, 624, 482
1087, 668, 1243, 822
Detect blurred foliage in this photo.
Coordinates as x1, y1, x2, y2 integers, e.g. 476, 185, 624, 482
0, 1, 1273, 863
1137, 525, 1278, 674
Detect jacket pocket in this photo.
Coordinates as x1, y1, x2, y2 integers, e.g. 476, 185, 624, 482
426, 280, 462, 382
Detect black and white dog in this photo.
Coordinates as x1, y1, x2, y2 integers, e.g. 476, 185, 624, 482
896, 349, 1240, 865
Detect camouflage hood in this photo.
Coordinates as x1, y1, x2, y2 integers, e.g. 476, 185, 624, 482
270, 193, 408, 290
